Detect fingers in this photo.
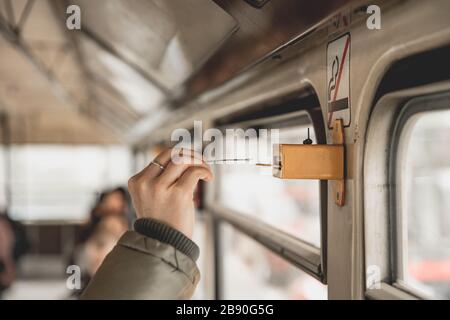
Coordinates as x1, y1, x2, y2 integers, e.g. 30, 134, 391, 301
129, 148, 173, 184
142, 148, 174, 179
157, 151, 210, 187
175, 166, 213, 193
171, 148, 204, 165
128, 148, 174, 196
128, 147, 213, 196
140, 148, 203, 181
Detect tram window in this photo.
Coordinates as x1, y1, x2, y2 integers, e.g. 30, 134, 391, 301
217, 124, 321, 247
2, 145, 131, 221
220, 222, 327, 299
396, 109, 450, 299
134, 151, 149, 171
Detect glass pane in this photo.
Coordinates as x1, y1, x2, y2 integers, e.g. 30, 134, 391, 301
398, 109, 450, 299
217, 124, 321, 247
7, 145, 132, 221
220, 223, 327, 299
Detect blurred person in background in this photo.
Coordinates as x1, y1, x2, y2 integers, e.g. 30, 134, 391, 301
83, 215, 128, 276
78, 187, 130, 244
70, 187, 130, 296
71, 215, 128, 298
0, 210, 29, 299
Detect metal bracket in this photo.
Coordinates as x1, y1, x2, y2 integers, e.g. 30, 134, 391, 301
332, 119, 345, 206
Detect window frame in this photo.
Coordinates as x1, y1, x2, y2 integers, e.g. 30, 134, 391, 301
205, 108, 328, 284
390, 92, 450, 298
364, 84, 450, 300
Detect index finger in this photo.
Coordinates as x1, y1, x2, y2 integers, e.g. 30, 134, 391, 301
156, 154, 211, 187
138, 148, 174, 180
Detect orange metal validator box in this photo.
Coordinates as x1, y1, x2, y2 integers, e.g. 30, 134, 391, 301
272, 144, 344, 180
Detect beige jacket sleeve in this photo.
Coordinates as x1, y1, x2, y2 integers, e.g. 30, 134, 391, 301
80, 231, 200, 300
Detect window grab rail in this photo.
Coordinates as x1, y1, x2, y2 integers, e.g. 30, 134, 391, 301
207, 204, 324, 282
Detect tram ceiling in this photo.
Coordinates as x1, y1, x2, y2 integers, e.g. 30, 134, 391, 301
0, 0, 236, 143
0, 0, 354, 145
0, 0, 239, 144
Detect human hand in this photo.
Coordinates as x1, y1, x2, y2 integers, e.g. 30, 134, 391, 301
127, 148, 212, 239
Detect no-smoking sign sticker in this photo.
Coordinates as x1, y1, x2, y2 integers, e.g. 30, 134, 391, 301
327, 33, 351, 128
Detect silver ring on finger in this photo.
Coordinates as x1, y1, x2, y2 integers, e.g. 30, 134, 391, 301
150, 160, 165, 170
